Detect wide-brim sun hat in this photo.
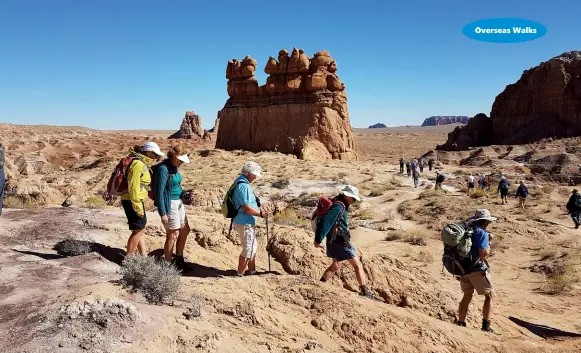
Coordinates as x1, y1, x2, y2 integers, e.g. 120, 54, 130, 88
177, 154, 190, 164
468, 208, 497, 222
142, 141, 165, 157
339, 185, 361, 201
242, 161, 262, 178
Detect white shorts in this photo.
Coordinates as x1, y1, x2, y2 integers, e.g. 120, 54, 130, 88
165, 200, 188, 231
234, 224, 258, 259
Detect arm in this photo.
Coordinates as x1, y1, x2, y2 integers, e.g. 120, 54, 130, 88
479, 248, 490, 262
236, 184, 266, 218
127, 160, 145, 217
314, 203, 343, 244
475, 229, 490, 262
154, 165, 169, 216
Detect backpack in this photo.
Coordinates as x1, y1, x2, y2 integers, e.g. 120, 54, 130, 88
147, 163, 161, 205
573, 193, 581, 210
441, 223, 474, 276
499, 180, 509, 191
436, 174, 445, 183
310, 196, 346, 243
105, 156, 144, 197
221, 179, 249, 219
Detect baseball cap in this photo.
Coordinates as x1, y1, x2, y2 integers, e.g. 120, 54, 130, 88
177, 154, 190, 164
242, 161, 262, 178
340, 185, 361, 201
142, 142, 165, 157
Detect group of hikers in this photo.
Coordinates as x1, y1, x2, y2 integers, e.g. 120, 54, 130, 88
399, 157, 435, 188
465, 173, 530, 209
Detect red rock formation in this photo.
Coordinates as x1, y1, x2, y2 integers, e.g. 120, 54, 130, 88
169, 111, 203, 139
215, 48, 357, 161
439, 51, 581, 150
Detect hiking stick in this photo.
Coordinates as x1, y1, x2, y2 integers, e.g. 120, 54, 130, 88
266, 216, 271, 273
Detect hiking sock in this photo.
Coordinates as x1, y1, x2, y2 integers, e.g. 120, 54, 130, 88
482, 319, 493, 332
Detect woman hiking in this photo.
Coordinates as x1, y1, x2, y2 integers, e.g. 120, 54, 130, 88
121, 142, 165, 256
497, 176, 510, 204
154, 146, 191, 270
314, 185, 373, 298
515, 181, 529, 210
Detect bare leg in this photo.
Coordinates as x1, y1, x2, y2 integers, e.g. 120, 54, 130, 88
347, 257, 367, 286
238, 255, 250, 275
248, 256, 256, 272
175, 224, 190, 256
127, 229, 144, 255
483, 294, 493, 320
137, 237, 147, 256
321, 259, 341, 281
164, 230, 179, 261
458, 292, 473, 322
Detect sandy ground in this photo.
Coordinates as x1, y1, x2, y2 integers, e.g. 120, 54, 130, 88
1, 123, 580, 352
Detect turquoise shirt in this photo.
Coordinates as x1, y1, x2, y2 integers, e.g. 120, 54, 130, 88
233, 175, 258, 225
170, 172, 183, 200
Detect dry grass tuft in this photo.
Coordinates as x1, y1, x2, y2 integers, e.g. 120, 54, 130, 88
119, 254, 181, 304
3, 196, 37, 209
273, 208, 309, 228
84, 196, 108, 209
470, 189, 486, 199
384, 229, 429, 246
354, 209, 375, 220
415, 251, 435, 263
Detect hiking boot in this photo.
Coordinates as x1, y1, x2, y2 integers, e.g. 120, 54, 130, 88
455, 321, 467, 327
576, 224, 579, 230
481, 319, 494, 333
171, 256, 187, 271
244, 270, 257, 276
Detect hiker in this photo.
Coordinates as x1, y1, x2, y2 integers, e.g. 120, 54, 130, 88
467, 174, 475, 196
314, 185, 373, 298
483, 174, 490, 190
566, 189, 581, 229
412, 159, 418, 173
497, 176, 510, 204
0, 142, 5, 216
413, 169, 420, 188
428, 158, 434, 171
435, 171, 445, 190
120, 142, 165, 256
515, 181, 529, 210
406, 162, 411, 177
457, 209, 497, 333
478, 174, 485, 190
231, 161, 269, 276
419, 158, 424, 173
154, 146, 191, 269
399, 158, 405, 174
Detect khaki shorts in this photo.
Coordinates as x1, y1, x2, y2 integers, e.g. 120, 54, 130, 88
165, 200, 188, 231
460, 270, 494, 295
234, 223, 258, 259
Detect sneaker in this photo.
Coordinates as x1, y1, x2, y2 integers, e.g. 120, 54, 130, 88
481, 326, 495, 333
455, 321, 467, 327
244, 270, 257, 276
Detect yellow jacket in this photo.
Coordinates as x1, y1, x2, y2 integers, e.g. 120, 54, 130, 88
120, 149, 153, 217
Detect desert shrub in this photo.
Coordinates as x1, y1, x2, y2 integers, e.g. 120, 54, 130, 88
415, 251, 434, 263
3, 196, 36, 209
354, 209, 374, 220
119, 254, 181, 304
539, 256, 580, 295
273, 208, 308, 228
470, 189, 486, 199
542, 185, 555, 194
385, 232, 402, 241
337, 172, 348, 179
183, 293, 204, 319
390, 177, 403, 187
272, 179, 290, 189
369, 184, 393, 197
84, 196, 107, 209
558, 187, 571, 197
54, 237, 95, 256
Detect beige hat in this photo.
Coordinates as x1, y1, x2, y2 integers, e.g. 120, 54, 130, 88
469, 209, 497, 222
340, 185, 361, 201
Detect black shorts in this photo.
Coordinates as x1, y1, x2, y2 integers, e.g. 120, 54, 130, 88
122, 200, 147, 230
326, 240, 357, 261
500, 188, 509, 197
468, 182, 475, 189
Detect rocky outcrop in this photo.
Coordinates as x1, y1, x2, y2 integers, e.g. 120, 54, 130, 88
421, 116, 469, 127
215, 48, 357, 161
208, 112, 220, 134
369, 123, 387, 129
169, 111, 203, 139
439, 51, 581, 150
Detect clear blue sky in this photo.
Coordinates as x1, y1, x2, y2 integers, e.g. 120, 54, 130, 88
1, 0, 579, 130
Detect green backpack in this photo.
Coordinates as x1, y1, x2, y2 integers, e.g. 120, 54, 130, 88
441, 223, 474, 275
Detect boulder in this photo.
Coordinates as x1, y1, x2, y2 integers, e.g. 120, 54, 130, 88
169, 111, 203, 139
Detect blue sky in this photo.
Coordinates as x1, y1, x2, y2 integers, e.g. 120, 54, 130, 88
0, 0, 579, 130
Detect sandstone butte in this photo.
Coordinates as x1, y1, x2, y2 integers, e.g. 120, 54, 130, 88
214, 48, 357, 161
169, 111, 203, 139
438, 51, 581, 151
421, 116, 469, 127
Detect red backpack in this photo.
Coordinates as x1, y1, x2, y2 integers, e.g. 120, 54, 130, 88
105, 156, 143, 198
310, 196, 346, 233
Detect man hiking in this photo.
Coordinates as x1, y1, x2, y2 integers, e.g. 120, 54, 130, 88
413, 169, 420, 188
456, 209, 497, 333
314, 185, 373, 298
399, 157, 405, 174
435, 171, 445, 190
428, 158, 434, 171
231, 161, 269, 276
467, 173, 475, 196
406, 162, 411, 177
419, 158, 424, 173
566, 189, 581, 229
0, 142, 5, 216
515, 181, 529, 210
497, 176, 510, 204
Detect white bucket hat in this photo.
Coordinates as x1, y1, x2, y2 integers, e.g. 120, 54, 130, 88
242, 161, 262, 178
176, 154, 190, 164
469, 209, 497, 222
142, 141, 165, 157
340, 185, 361, 201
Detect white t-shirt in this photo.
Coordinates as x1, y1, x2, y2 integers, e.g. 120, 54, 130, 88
468, 175, 475, 183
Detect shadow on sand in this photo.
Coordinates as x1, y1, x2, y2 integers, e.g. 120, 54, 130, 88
509, 316, 581, 339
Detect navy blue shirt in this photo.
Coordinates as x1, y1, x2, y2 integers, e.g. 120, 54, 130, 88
470, 227, 490, 272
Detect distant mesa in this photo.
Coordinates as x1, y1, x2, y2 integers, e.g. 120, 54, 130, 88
421, 116, 470, 127
369, 123, 387, 129
215, 48, 357, 161
169, 111, 203, 139
439, 51, 581, 151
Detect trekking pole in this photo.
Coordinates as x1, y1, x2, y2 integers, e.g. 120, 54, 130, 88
266, 216, 271, 273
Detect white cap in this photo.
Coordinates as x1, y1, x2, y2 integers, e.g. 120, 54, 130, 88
143, 141, 165, 157
177, 154, 190, 164
340, 185, 361, 201
242, 161, 262, 178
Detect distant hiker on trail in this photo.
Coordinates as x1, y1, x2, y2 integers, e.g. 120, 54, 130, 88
428, 158, 434, 171
314, 185, 374, 298
497, 176, 510, 204
0, 142, 5, 216
445, 209, 497, 333
515, 181, 529, 210
435, 171, 445, 190
419, 158, 424, 173
119, 142, 165, 256
483, 174, 490, 190
566, 189, 581, 229
467, 174, 475, 196
406, 162, 411, 177
153, 146, 191, 269
399, 158, 405, 174
478, 174, 485, 190
412, 159, 418, 173
227, 161, 269, 277
413, 169, 420, 188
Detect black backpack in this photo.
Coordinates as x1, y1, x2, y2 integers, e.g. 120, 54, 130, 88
573, 193, 581, 210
